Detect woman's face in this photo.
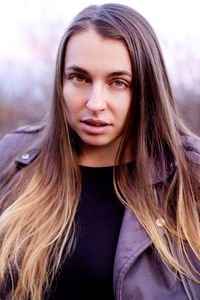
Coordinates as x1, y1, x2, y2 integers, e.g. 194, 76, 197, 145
63, 28, 132, 155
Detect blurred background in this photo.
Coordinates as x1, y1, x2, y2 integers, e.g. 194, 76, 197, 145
0, 0, 200, 139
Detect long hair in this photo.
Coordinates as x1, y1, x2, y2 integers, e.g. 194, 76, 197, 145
0, 3, 200, 299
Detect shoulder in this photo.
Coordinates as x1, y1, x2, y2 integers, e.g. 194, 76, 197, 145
0, 124, 45, 170
181, 135, 200, 163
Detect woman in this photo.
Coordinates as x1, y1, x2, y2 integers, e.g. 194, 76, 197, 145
0, 3, 200, 300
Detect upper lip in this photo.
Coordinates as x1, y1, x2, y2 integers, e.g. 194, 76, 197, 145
81, 119, 110, 126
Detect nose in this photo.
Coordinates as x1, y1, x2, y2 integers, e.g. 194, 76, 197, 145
86, 84, 107, 113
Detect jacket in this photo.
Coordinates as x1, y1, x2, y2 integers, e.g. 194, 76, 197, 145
0, 125, 200, 299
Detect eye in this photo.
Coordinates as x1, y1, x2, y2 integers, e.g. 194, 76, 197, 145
112, 79, 128, 88
67, 73, 89, 83
72, 74, 87, 82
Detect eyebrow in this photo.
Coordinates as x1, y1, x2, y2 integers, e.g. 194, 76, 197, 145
65, 65, 132, 79
65, 66, 89, 76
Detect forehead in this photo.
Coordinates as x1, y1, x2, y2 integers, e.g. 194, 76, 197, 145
64, 28, 132, 73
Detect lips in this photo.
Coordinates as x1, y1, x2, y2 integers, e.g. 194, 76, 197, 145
80, 118, 111, 135
81, 119, 109, 127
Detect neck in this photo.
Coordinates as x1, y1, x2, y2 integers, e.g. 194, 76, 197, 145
78, 145, 116, 167
78, 142, 132, 167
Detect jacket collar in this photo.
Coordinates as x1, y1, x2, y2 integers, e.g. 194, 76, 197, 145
152, 156, 177, 184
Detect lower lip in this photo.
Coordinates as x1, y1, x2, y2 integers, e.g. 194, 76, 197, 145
80, 122, 111, 134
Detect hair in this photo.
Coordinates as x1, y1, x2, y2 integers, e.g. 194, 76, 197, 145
0, 3, 200, 299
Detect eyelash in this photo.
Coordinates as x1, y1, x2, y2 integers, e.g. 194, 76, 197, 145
67, 73, 129, 88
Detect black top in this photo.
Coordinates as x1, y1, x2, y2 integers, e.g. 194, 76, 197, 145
48, 165, 125, 300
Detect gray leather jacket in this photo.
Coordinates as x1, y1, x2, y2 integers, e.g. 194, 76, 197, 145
0, 126, 200, 299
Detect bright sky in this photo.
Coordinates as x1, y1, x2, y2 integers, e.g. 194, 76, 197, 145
0, 0, 200, 93
1, 0, 200, 50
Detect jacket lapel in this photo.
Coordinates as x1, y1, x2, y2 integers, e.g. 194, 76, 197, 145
113, 208, 152, 299
113, 154, 177, 299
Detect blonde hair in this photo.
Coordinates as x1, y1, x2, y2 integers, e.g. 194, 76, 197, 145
0, 3, 200, 299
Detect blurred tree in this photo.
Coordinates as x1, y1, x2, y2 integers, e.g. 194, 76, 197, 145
0, 19, 199, 139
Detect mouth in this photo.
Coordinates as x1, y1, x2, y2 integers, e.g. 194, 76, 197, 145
81, 119, 110, 127
80, 119, 111, 135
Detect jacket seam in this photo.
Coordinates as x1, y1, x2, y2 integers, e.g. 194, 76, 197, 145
12, 124, 45, 134
183, 145, 200, 155
179, 273, 194, 300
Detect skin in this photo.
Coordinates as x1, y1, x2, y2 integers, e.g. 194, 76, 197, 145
63, 28, 133, 167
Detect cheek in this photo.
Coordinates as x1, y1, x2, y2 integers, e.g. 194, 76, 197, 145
63, 87, 78, 114
115, 97, 131, 120
63, 84, 87, 113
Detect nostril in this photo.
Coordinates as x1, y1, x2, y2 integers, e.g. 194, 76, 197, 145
86, 99, 106, 112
